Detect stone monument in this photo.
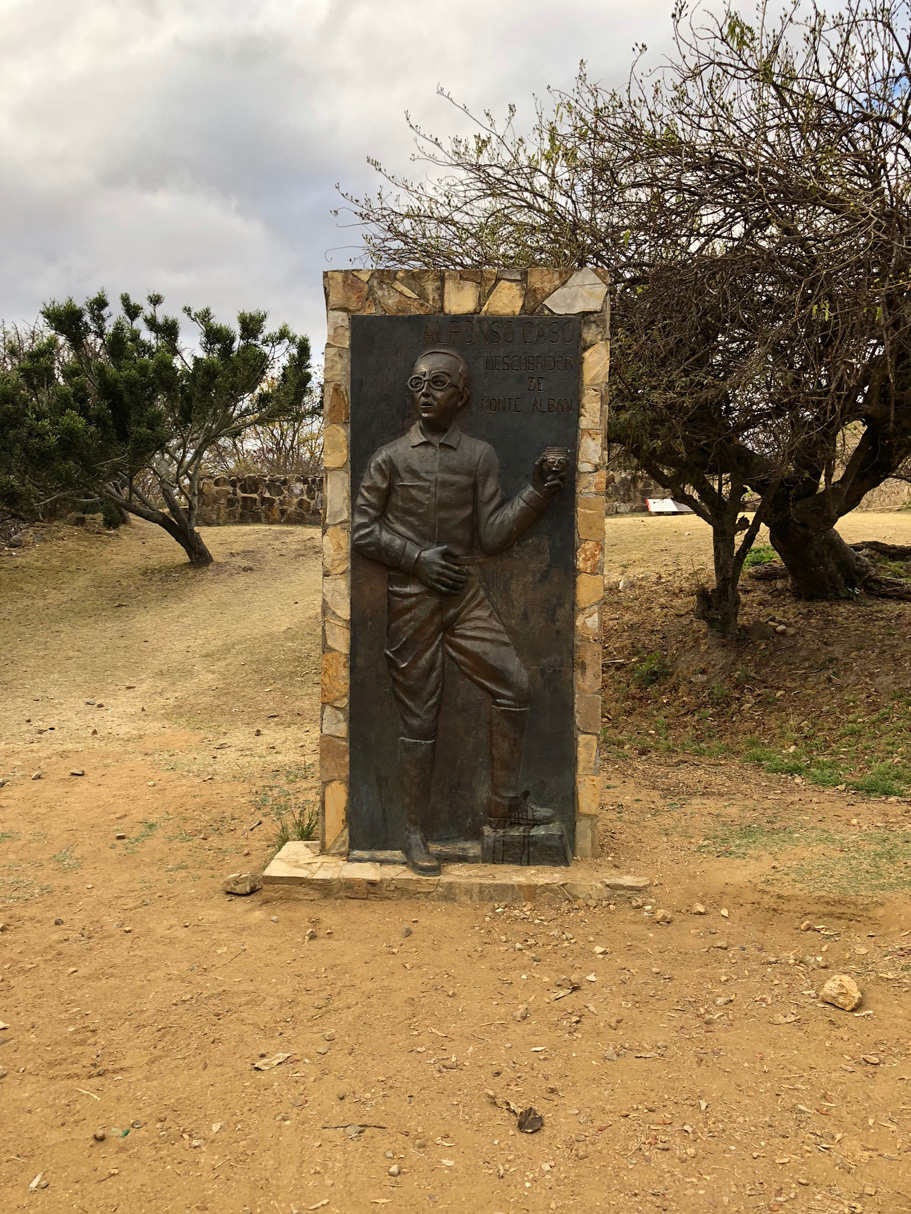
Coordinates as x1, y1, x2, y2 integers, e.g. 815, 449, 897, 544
320, 270, 608, 874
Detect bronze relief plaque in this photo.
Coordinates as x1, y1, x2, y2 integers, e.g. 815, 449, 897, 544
349, 313, 580, 861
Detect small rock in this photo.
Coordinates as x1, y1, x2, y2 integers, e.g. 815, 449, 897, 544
775, 624, 788, 634
513, 1004, 529, 1022
388, 1164, 401, 1177
603, 1048, 619, 1062
401, 926, 412, 938
54, 918, 63, 925
270, 916, 278, 923
415, 1139, 427, 1149
712, 940, 729, 950
603, 875, 650, 892
861, 1053, 881, 1066
654, 909, 672, 925
31, 772, 42, 781
691, 903, 706, 915
70, 769, 85, 777
593, 945, 608, 956
618, 578, 633, 591
819, 974, 862, 1012
222, 873, 263, 896
93, 1129, 106, 1142
747, 621, 776, 641
115, 832, 126, 840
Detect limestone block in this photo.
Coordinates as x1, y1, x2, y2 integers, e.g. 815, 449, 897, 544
577, 540, 602, 574
575, 573, 603, 608
592, 469, 607, 493
323, 424, 348, 470
582, 316, 607, 349
320, 734, 349, 784
326, 271, 369, 312
583, 341, 610, 387
575, 640, 602, 694
525, 268, 568, 311
574, 813, 597, 861
578, 429, 602, 471
327, 310, 350, 348
575, 692, 601, 735
326, 382, 349, 424
324, 345, 350, 384
577, 732, 599, 776
323, 573, 350, 621
325, 471, 349, 525
397, 269, 442, 310
374, 279, 433, 315
323, 781, 348, 851
321, 650, 349, 705
322, 704, 348, 738
324, 617, 350, 654
580, 387, 602, 429
322, 526, 349, 575
443, 271, 481, 314
577, 496, 605, 541
480, 280, 526, 315
575, 604, 601, 642
543, 268, 608, 315
576, 775, 601, 817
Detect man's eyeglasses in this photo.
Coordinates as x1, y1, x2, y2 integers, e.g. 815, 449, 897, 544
407, 371, 457, 392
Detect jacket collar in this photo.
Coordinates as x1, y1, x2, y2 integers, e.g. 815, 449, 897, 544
409, 421, 462, 449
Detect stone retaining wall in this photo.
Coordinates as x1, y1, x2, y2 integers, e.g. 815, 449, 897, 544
195, 474, 321, 525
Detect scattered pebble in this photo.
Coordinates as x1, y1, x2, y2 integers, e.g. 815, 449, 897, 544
93, 1129, 106, 1142
401, 925, 412, 938
819, 974, 863, 1012
691, 902, 706, 915
69, 769, 85, 777
388, 1164, 401, 1177
222, 873, 263, 896
654, 909, 672, 925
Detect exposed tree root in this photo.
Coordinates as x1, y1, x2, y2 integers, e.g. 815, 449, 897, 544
850, 540, 911, 560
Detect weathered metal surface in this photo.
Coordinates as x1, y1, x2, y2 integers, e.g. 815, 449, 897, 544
349, 314, 580, 861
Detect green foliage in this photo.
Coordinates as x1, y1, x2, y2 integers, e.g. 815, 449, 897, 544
273, 806, 319, 853
743, 544, 778, 568
631, 650, 672, 687
0, 293, 311, 564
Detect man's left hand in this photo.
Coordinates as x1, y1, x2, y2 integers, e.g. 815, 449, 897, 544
532, 454, 566, 501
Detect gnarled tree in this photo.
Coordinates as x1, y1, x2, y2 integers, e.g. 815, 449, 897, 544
1, 292, 312, 565
343, 0, 911, 624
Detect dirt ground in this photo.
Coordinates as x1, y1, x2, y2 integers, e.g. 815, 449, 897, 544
2, 515, 911, 1214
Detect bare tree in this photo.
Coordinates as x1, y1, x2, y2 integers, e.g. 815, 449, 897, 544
343, 0, 911, 627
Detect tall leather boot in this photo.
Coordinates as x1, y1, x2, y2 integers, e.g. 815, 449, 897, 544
399, 738, 441, 876
487, 705, 555, 829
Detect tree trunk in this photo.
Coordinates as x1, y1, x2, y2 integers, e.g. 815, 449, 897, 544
158, 480, 214, 567
694, 516, 741, 638
165, 517, 214, 567
768, 515, 869, 598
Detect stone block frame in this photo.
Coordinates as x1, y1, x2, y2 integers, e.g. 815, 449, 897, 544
319, 268, 608, 861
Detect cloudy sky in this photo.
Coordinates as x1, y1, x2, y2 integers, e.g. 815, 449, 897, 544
1, 0, 674, 358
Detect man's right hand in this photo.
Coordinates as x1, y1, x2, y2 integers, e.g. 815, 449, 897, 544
414, 545, 467, 595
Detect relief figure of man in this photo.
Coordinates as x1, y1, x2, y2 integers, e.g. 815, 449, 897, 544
352, 347, 565, 875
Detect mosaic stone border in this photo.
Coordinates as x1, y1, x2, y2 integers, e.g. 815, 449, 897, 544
320, 269, 608, 860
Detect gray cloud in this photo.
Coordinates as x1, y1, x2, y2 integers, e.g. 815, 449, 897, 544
0, 0, 673, 352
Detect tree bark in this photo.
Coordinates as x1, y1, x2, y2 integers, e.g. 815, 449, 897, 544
163, 517, 214, 567
158, 480, 214, 567
768, 514, 870, 598
693, 513, 741, 638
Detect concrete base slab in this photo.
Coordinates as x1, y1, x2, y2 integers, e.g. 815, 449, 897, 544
262, 840, 607, 904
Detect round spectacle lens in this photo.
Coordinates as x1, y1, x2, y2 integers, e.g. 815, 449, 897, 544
407, 372, 455, 391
